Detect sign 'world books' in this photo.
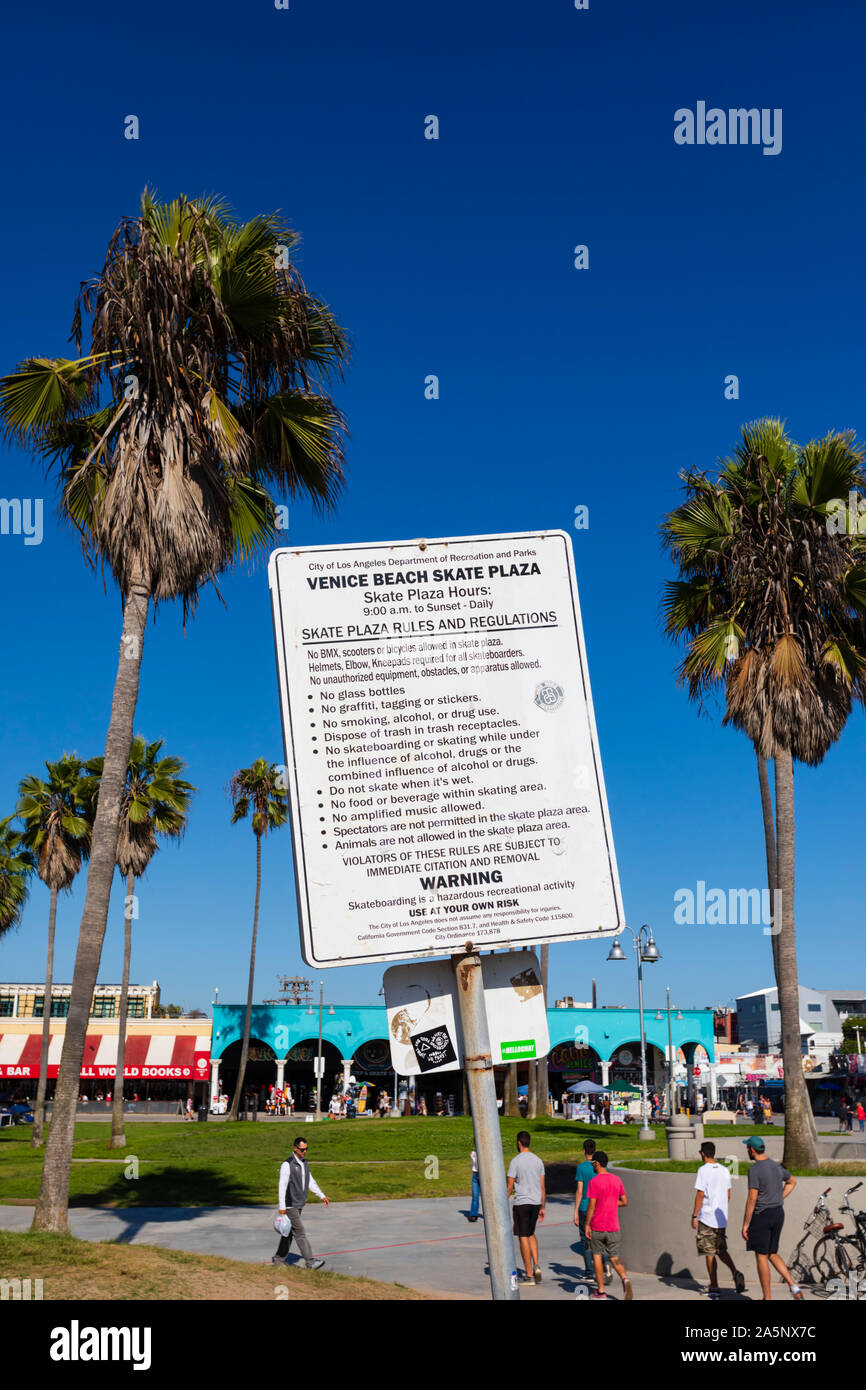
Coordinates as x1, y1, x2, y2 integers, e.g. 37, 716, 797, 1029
269, 531, 623, 967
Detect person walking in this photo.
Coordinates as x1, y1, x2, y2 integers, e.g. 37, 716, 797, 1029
741, 1136, 803, 1300
468, 1149, 481, 1222
691, 1141, 746, 1295
574, 1138, 610, 1285
839, 1098, 849, 1133
584, 1151, 632, 1300
272, 1135, 330, 1270
857, 1101, 865, 1133
602, 1095, 611, 1126
506, 1131, 546, 1285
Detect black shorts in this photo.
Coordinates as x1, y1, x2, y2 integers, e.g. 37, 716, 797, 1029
513, 1204, 541, 1238
747, 1205, 785, 1254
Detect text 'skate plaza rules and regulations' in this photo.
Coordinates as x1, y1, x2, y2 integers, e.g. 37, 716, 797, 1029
269, 531, 624, 967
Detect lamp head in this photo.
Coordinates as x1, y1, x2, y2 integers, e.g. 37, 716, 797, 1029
641, 929, 660, 963
607, 939, 626, 962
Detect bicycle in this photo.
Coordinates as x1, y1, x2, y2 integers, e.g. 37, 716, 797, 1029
808, 1189, 860, 1284
837, 1182, 866, 1267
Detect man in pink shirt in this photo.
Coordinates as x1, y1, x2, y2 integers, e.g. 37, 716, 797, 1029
584, 1150, 633, 1301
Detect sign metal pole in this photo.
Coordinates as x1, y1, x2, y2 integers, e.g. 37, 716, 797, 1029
452, 951, 519, 1302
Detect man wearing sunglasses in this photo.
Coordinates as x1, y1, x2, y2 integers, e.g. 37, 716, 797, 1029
273, 1136, 330, 1270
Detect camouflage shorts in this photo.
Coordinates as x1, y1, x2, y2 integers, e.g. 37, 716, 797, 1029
696, 1221, 728, 1256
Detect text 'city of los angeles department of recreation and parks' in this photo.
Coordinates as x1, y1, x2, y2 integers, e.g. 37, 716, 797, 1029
269, 531, 624, 967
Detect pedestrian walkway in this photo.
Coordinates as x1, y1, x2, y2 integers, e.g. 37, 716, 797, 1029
0, 1195, 823, 1300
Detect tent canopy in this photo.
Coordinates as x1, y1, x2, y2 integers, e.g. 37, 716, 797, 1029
566, 1080, 609, 1094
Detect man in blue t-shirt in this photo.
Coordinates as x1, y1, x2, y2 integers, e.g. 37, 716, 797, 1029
573, 1137, 610, 1283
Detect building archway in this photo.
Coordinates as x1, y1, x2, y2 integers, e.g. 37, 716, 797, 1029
548, 1040, 603, 1097
218, 1037, 277, 1107
608, 1041, 663, 1089
284, 1038, 344, 1112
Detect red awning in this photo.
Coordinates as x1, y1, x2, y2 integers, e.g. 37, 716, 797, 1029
0, 1031, 210, 1080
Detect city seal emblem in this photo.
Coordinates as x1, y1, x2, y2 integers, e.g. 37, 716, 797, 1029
534, 680, 564, 712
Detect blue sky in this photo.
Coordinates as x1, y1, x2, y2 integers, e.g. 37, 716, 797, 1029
0, 0, 864, 1019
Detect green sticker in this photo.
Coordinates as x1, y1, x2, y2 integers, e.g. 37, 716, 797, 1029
501, 1039, 536, 1061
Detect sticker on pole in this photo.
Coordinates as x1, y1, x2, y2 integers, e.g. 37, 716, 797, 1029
410, 1026, 459, 1073
269, 530, 624, 967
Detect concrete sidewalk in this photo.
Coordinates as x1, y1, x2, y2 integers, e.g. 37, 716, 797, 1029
0, 1195, 821, 1301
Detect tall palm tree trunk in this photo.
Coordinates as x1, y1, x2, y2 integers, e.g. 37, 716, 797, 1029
527, 1059, 537, 1119
109, 870, 135, 1150
32, 574, 149, 1232
504, 1063, 520, 1117
756, 753, 780, 979
774, 748, 817, 1169
537, 943, 550, 1118
31, 887, 58, 1148
230, 834, 262, 1121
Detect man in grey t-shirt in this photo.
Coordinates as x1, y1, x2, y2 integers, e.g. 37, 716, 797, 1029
741, 1136, 803, 1300
506, 1131, 546, 1285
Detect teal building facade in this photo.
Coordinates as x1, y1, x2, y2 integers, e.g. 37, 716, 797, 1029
210, 1001, 715, 1109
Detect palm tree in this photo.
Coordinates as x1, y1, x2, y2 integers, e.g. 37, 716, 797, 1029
227, 759, 288, 1121
85, 738, 194, 1148
16, 756, 92, 1147
504, 1063, 520, 1117
0, 192, 349, 1231
0, 817, 36, 939
662, 420, 866, 1168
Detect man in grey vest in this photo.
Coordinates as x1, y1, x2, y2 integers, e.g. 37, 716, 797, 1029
272, 1135, 330, 1269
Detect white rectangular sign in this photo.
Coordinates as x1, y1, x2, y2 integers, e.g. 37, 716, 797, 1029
383, 959, 463, 1076
269, 530, 623, 967
481, 951, 550, 1065
383, 951, 551, 1074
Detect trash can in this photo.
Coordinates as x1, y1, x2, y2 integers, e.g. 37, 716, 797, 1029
666, 1112, 696, 1160
197, 1106, 208, 1122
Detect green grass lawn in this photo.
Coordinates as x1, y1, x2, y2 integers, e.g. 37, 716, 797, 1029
0, 1116, 680, 1205
3, 1118, 847, 1205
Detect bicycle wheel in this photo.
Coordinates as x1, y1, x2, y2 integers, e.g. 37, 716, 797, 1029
840, 1238, 866, 1283
812, 1236, 855, 1284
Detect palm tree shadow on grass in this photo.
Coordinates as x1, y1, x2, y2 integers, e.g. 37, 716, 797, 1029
71, 1167, 258, 1244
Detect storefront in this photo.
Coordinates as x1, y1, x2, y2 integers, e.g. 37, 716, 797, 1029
0, 1024, 211, 1110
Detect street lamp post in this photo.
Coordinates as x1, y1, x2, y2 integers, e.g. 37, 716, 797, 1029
314, 981, 324, 1121
666, 985, 674, 1119
607, 924, 660, 1142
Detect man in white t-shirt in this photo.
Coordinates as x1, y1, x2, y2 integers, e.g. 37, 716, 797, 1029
691, 1141, 745, 1295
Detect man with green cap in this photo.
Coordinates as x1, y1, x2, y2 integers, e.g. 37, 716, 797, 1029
740, 1136, 803, 1300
